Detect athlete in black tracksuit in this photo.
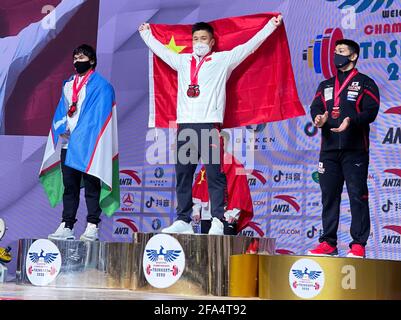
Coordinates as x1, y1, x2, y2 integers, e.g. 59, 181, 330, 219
310, 62, 380, 251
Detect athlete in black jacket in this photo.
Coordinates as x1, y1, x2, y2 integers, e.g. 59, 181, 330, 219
308, 39, 380, 258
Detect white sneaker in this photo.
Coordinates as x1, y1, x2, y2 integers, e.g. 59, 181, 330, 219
48, 222, 75, 240
162, 220, 194, 234
208, 218, 224, 235
80, 223, 99, 241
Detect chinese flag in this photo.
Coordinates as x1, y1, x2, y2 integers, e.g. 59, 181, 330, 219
192, 153, 253, 233
148, 12, 304, 128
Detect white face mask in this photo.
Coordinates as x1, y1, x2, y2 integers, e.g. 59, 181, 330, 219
193, 42, 211, 57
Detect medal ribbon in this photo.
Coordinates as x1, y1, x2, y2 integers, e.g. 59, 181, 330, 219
334, 68, 358, 107
72, 69, 94, 106
190, 52, 212, 85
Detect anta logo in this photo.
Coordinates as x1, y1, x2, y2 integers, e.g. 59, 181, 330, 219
247, 169, 267, 186
382, 169, 401, 187
385, 106, 401, 115
114, 218, 138, 235
114, 227, 129, 235
383, 107, 401, 144
383, 128, 401, 144
119, 170, 142, 186
272, 195, 301, 213
381, 225, 401, 244
240, 221, 265, 237
275, 249, 295, 255
240, 230, 255, 237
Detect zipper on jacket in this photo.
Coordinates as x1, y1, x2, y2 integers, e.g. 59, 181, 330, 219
338, 116, 342, 149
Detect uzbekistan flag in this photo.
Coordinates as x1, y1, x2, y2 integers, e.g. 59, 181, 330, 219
148, 12, 305, 128
39, 72, 120, 216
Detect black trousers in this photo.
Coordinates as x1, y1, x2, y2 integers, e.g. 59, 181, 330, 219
61, 149, 102, 229
175, 123, 227, 223
318, 150, 370, 247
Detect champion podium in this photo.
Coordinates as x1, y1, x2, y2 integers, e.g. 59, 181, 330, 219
230, 254, 401, 299
16, 233, 401, 299
16, 233, 275, 297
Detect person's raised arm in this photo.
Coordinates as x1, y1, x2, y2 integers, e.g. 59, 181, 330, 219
139, 23, 181, 71
226, 15, 282, 70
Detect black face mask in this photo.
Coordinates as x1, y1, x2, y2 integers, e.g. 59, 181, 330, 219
74, 61, 92, 74
334, 53, 353, 69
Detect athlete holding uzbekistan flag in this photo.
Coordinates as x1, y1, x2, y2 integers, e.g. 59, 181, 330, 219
39, 44, 120, 241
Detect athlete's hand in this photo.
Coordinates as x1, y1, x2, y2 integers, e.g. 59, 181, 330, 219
314, 111, 329, 128
227, 217, 236, 224
138, 23, 150, 32
272, 15, 283, 27
331, 117, 351, 133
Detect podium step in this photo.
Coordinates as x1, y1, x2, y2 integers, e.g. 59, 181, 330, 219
17, 233, 275, 297
230, 254, 401, 299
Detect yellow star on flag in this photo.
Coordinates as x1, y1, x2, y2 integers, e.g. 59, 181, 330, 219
165, 36, 186, 53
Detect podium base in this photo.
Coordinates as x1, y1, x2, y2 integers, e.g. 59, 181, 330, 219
17, 233, 275, 297
229, 254, 401, 299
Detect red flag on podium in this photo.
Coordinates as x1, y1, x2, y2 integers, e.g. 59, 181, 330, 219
148, 12, 304, 128
192, 153, 253, 233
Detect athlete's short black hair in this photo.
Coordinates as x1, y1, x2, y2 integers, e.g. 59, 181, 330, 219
335, 39, 360, 57
73, 44, 97, 68
192, 22, 214, 37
